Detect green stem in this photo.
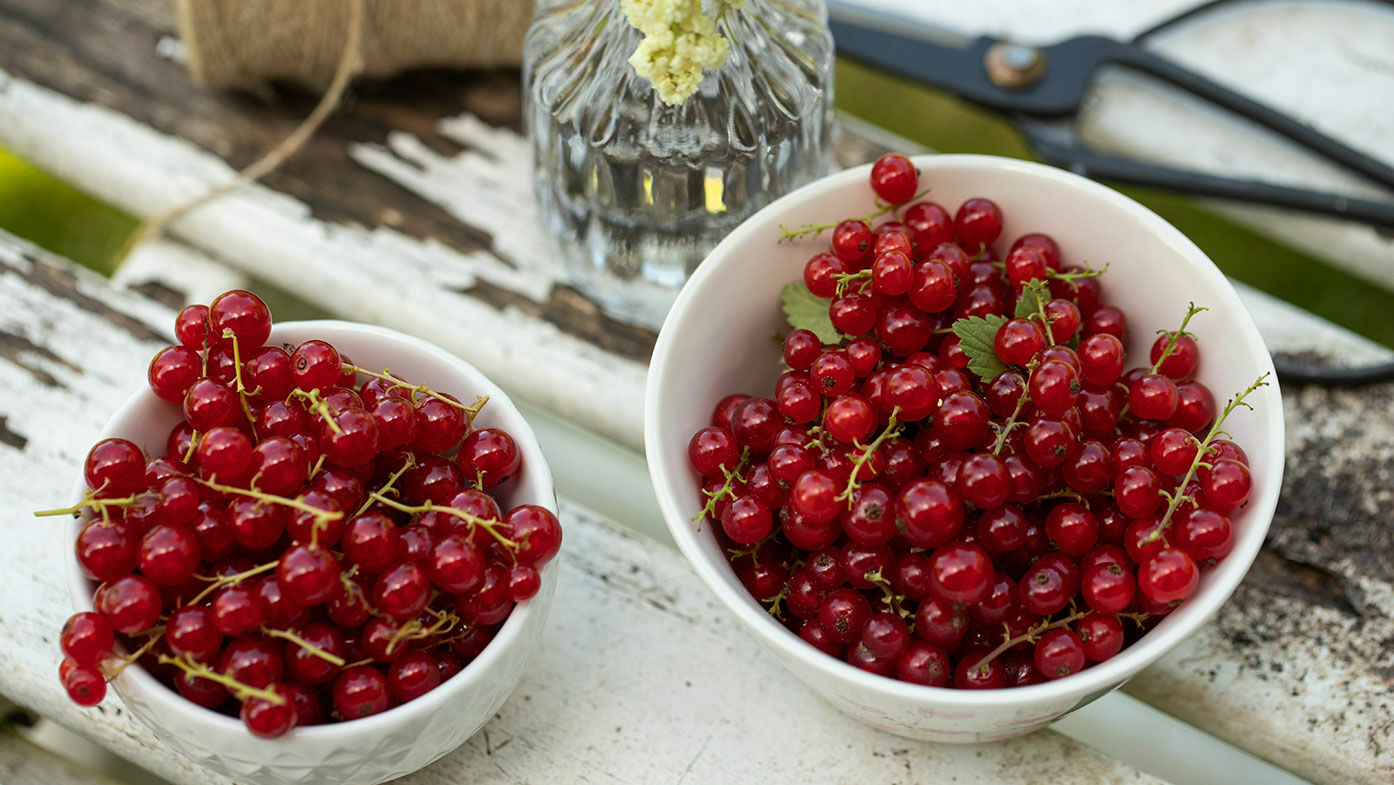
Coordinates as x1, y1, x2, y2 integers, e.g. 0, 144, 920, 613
970, 610, 1087, 676
344, 365, 489, 426
836, 410, 902, 508
356, 453, 415, 517
1145, 373, 1269, 543
694, 447, 752, 522
1150, 303, 1208, 375
158, 654, 285, 705
778, 187, 932, 242
262, 627, 345, 666
34, 492, 153, 518
369, 492, 518, 552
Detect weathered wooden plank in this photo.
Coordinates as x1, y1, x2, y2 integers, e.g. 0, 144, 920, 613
0, 731, 126, 785
0, 234, 1162, 785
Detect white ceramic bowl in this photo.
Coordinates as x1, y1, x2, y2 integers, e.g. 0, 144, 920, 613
645, 155, 1284, 742
66, 320, 558, 785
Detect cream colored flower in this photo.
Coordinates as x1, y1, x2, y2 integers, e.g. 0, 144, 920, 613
621, 0, 745, 106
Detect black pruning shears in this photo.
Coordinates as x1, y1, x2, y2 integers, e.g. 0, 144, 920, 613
828, 0, 1394, 386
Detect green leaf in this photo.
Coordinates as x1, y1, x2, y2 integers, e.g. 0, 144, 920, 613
781, 282, 843, 345
952, 314, 1009, 383
1014, 278, 1051, 320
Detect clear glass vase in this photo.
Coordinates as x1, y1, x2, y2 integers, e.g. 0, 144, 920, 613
523, 0, 835, 320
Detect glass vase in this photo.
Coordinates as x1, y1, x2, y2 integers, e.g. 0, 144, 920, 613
523, 0, 835, 320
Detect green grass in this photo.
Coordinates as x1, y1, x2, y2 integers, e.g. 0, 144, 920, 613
836, 59, 1394, 349
0, 147, 137, 275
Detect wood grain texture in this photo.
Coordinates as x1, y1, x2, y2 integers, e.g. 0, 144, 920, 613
0, 234, 1160, 785
0, 733, 122, 785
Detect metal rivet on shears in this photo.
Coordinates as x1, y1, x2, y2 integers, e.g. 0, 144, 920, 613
985, 42, 1046, 91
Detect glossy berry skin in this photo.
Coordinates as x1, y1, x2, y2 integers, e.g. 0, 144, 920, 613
183, 378, 240, 431
823, 394, 876, 445
60, 658, 106, 706
1029, 361, 1079, 417
1201, 459, 1252, 511
1019, 561, 1073, 617
933, 391, 991, 450
60, 612, 114, 667
783, 329, 822, 370
956, 453, 1009, 509
457, 428, 521, 488
388, 652, 442, 703
241, 683, 297, 739
333, 665, 391, 720
504, 505, 563, 566
139, 524, 200, 585
871, 251, 914, 296
817, 588, 872, 644
1139, 547, 1200, 604
722, 496, 773, 545
870, 153, 918, 204
1045, 503, 1098, 556
955, 655, 1006, 689
175, 304, 212, 349
895, 479, 963, 549
94, 575, 161, 635
166, 605, 223, 662
1150, 332, 1200, 379
896, 641, 951, 686
832, 220, 874, 264
195, 426, 252, 481
248, 436, 309, 496
994, 318, 1045, 367
1078, 333, 1125, 387
903, 203, 954, 251
244, 346, 293, 401
804, 253, 846, 298
1034, 628, 1086, 680
278, 545, 342, 607
861, 611, 911, 659
373, 562, 431, 620
927, 542, 992, 604
1082, 561, 1135, 614
1175, 508, 1234, 563
209, 289, 272, 349
1130, 373, 1180, 421
290, 340, 342, 391
954, 197, 1004, 250
75, 520, 139, 582
148, 346, 202, 402
211, 584, 266, 637
84, 438, 146, 498
1077, 613, 1125, 662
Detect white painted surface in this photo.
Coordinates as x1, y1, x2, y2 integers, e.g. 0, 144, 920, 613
0, 235, 1161, 784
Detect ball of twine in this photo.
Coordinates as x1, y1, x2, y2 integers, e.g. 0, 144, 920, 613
174, 0, 534, 87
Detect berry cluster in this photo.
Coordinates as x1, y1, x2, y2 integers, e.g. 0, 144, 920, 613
45, 290, 561, 737
692, 154, 1266, 688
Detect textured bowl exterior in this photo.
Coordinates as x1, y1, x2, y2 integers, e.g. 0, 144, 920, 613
645, 155, 1284, 742
65, 321, 558, 785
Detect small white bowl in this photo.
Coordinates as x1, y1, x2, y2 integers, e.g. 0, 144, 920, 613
645, 155, 1284, 741
66, 320, 558, 785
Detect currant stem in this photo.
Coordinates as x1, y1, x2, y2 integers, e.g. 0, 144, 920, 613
1145, 372, 1270, 543
34, 491, 155, 518
972, 610, 1087, 676
385, 609, 458, 655
196, 477, 344, 527
289, 388, 342, 435
991, 378, 1031, 456
1048, 261, 1108, 282
836, 409, 903, 509
343, 365, 489, 426
1150, 303, 1208, 375
261, 627, 346, 667
368, 492, 519, 552
694, 447, 752, 523
355, 453, 415, 517
189, 560, 279, 605
832, 269, 873, 297
221, 329, 258, 434
183, 430, 200, 464
865, 569, 912, 620
777, 187, 932, 242
158, 654, 285, 706
104, 627, 165, 681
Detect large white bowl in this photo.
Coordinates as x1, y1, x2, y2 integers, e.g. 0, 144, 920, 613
66, 320, 559, 785
644, 155, 1284, 741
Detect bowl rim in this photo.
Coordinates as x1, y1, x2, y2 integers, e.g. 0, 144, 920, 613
65, 319, 558, 741
644, 153, 1285, 708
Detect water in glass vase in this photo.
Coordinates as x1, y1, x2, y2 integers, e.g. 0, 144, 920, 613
524, 0, 835, 324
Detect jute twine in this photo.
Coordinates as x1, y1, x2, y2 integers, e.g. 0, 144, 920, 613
175, 0, 532, 87
118, 0, 531, 265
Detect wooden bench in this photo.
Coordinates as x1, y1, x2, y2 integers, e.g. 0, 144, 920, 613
1, 1, 1391, 783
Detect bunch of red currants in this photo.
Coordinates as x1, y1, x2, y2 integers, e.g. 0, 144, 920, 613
688, 154, 1264, 688
50, 290, 561, 737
